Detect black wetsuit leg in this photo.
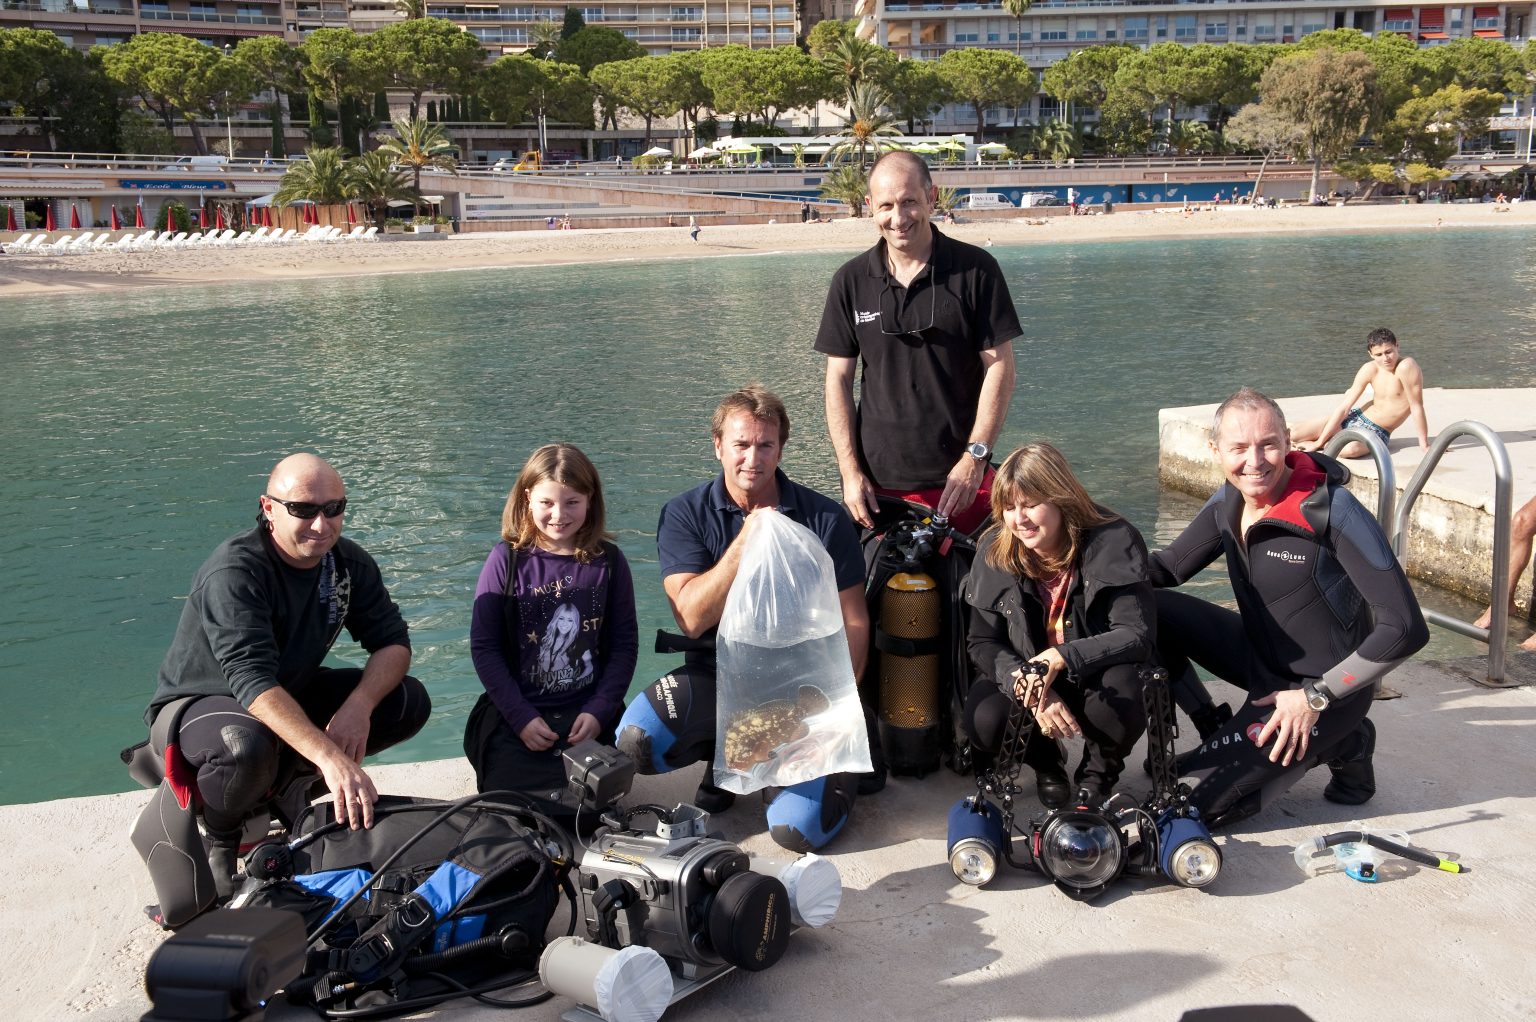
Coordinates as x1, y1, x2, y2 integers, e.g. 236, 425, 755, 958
616, 658, 719, 774
473, 705, 618, 821
174, 695, 281, 835
172, 671, 430, 834
1155, 590, 1373, 825
1051, 662, 1146, 794
962, 681, 1066, 778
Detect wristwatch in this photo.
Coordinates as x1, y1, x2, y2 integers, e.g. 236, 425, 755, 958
1301, 679, 1331, 712
966, 441, 991, 461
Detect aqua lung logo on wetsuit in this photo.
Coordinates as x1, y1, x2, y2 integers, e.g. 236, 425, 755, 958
1200, 721, 1321, 754
1264, 550, 1308, 565
1245, 723, 1265, 745
855, 310, 880, 325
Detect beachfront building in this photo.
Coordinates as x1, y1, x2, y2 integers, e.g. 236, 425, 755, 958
423, 1, 799, 56
0, 0, 288, 50
873, 2, 1533, 64
859, 1, 1536, 127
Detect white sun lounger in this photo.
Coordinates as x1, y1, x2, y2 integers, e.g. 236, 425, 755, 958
65, 232, 97, 253
9, 233, 33, 250
359, 226, 379, 241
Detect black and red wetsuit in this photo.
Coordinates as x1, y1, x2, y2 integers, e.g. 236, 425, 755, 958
1149, 451, 1428, 824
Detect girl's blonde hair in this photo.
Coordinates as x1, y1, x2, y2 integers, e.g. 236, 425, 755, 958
984, 442, 1117, 579
500, 443, 611, 561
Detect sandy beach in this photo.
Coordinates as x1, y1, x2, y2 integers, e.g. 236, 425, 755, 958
4, 202, 1533, 297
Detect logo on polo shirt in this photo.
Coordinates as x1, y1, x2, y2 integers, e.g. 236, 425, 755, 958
855, 310, 879, 324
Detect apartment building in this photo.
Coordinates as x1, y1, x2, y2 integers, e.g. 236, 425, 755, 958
422, 1, 799, 56
875, 1, 1533, 65
0, 0, 299, 48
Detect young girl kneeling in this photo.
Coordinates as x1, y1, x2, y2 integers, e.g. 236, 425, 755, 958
464, 444, 638, 823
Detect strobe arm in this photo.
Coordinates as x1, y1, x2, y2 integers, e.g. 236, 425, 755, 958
1141, 667, 1181, 808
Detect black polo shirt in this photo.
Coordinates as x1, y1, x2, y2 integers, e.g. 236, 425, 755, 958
814, 226, 1021, 491
656, 468, 864, 608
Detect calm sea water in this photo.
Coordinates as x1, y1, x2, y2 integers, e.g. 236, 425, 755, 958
4, 228, 1535, 805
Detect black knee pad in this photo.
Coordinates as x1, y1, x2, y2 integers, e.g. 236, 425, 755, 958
206, 723, 279, 826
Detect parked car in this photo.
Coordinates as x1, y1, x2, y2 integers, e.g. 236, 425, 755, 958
1019, 192, 1065, 207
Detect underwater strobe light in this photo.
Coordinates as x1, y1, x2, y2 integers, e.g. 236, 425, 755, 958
947, 796, 1006, 886
1157, 808, 1221, 888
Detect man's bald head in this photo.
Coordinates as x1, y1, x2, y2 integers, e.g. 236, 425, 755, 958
261, 453, 346, 568
267, 453, 344, 499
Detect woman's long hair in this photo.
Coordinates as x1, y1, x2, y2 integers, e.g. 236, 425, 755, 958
500, 443, 611, 561
984, 442, 1118, 579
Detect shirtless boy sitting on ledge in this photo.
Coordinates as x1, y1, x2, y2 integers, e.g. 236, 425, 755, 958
1292, 327, 1431, 458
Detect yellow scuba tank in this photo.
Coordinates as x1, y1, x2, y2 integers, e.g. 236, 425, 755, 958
879, 570, 943, 775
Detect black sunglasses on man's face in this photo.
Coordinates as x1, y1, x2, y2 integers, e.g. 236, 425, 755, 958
264, 495, 348, 519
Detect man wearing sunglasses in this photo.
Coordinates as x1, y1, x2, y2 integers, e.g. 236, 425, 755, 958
134, 453, 429, 922
815, 150, 1021, 536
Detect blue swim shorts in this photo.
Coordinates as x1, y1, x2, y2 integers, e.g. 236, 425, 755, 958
1342, 408, 1390, 446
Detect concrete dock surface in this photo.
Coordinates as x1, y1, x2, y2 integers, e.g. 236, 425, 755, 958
1159, 388, 1536, 607
6, 653, 1532, 1021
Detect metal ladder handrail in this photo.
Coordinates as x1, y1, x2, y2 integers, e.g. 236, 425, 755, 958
1387, 420, 1514, 687
1322, 426, 1396, 528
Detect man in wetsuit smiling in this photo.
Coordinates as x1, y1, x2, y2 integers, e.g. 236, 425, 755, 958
1150, 387, 1428, 828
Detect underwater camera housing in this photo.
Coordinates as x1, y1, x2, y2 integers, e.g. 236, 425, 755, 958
945, 666, 1221, 900
545, 743, 838, 1022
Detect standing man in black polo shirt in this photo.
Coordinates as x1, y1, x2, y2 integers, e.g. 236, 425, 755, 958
815, 150, 1022, 535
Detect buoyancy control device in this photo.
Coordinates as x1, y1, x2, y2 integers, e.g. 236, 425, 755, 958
231, 792, 568, 1018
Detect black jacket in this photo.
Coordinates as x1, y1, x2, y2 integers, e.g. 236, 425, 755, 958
964, 515, 1155, 690
1149, 451, 1427, 697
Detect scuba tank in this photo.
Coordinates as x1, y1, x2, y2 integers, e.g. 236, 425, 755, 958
878, 569, 944, 775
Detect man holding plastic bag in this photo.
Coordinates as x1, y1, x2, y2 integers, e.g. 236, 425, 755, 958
617, 386, 873, 852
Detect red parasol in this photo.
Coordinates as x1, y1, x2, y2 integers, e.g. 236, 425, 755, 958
264, 206, 274, 228
215, 205, 226, 230
5, 206, 15, 232
110, 205, 121, 230
69, 204, 80, 229
134, 198, 145, 229
198, 204, 207, 229
346, 203, 355, 225
45, 205, 55, 231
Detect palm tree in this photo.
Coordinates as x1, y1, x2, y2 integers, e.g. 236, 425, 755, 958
1001, 0, 1033, 55
346, 150, 416, 225
825, 82, 903, 168
528, 21, 561, 59
822, 36, 884, 101
1159, 119, 1217, 156
374, 115, 458, 209
819, 164, 869, 216
1030, 119, 1080, 162
273, 147, 352, 212
392, 0, 425, 17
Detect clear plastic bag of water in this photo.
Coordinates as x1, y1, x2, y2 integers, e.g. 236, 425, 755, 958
714, 510, 872, 794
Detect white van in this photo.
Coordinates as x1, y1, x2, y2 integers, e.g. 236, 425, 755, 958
957, 192, 1013, 209
171, 155, 228, 171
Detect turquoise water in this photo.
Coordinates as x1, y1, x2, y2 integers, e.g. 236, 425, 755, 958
4, 229, 1535, 805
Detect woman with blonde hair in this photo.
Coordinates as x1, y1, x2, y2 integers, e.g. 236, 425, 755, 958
962, 442, 1155, 807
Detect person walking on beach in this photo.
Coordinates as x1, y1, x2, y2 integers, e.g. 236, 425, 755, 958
1474, 492, 1536, 650
130, 453, 430, 923
814, 149, 1021, 535
1291, 327, 1430, 457
688, 214, 700, 242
